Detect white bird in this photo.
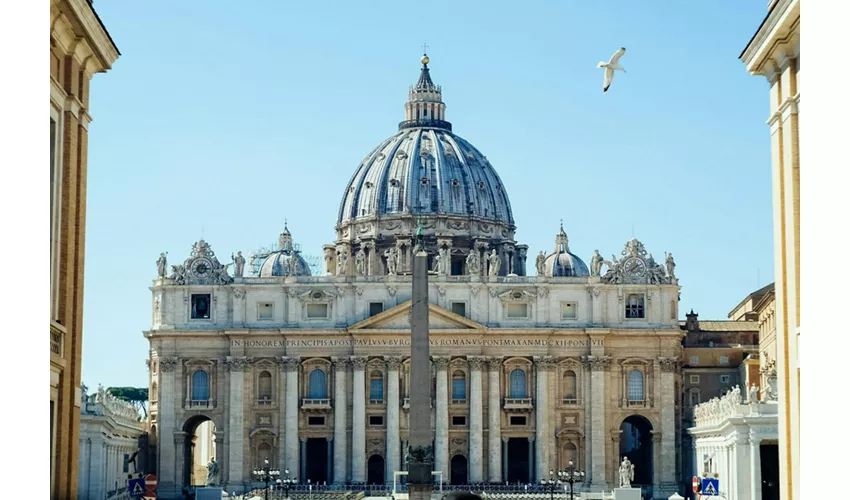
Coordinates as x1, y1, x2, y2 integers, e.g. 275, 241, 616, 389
598, 47, 627, 93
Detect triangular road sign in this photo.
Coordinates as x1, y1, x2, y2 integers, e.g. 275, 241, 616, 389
132, 482, 145, 495
703, 481, 718, 495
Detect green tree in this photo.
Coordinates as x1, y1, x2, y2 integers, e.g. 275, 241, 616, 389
107, 387, 149, 420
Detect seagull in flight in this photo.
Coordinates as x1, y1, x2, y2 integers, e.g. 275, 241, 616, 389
598, 47, 627, 93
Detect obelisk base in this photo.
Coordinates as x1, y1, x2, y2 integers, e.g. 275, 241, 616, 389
407, 483, 433, 500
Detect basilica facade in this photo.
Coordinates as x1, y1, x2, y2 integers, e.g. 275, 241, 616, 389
145, 55, 683, 499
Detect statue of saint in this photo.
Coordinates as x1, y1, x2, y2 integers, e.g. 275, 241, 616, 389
590, 249, 603, 277
665, 252, 676, 278
156, 253, 168, 278
748, 383, 759, 404
618, 457, 635, 488
232, 251, 246, 278
385, 247, 399, 275
488, 250, 501, 276
439, 247, 449, 275
466, 250, 480, 275
206, 457, 219, 486
355, 248, 367, 276
535, 251, 546, 276
336, 251, 348, 276
432, 253, 442, 273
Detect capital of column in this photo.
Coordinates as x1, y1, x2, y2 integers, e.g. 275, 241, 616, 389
350, 356, 368, 370
533, 356, 556, 372
649, 430, 662, 444
159, 357, 179, 372
279, 356, 301, 372
467, 356, 487, 370
486, 356, 503, 372
214, 431, 226, 444
224, 356, 253, 372
174, 431, 188, 445
385, 355, 404, 371
502, 437, 510, 443
332, 357, 351, 371
432, 356, 450, 370
581, 355, 611, 372
658, 357, 680, 373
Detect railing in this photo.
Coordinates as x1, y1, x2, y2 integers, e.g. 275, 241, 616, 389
626, 399, 646, 408
561, 397, 580, 406
368, 398, 384, 405
301, 398, 332, 410
50, 321, 65, 357
187, 399, 212, 408
257, 397, 274, 405
451, 398, 467, 405
503, 398, 533, 410
402, 397, 433, 409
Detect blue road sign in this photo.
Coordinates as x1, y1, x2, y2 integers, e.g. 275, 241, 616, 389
128, 478, 146, 497
701, 478, 720, 496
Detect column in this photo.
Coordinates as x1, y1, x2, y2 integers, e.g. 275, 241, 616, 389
658, 358, 678, 492
278, 358, 287, 472
226, 357, 248, 488
502, 438, 509, 483
534, 357, 553, 481
527, 437, 535, 483
351, 356, 367, 483
332, 357, 349, 484
585, 355, 611, 489
468, 356, 485, 483
434, 356, 450, 478
327, 438, 334, 482
282, 357, 301, 477
300, 438, 308, 482
487, 357, 503, 483
158, 357, 179, 493
386, 356, 403, 483
749, 433, 762, 500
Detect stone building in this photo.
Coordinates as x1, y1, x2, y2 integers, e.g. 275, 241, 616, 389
50, 1, 119, 498
145, 55, 683, 499
78, 386, 147, 500
740, 0, 800, 498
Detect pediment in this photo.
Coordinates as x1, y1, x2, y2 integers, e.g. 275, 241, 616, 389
349, 300, 485, 331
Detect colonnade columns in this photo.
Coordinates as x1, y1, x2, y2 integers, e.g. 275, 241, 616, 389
434, 356, 450, 479
658, 357, 679, 492
534, 356, 554, 481
501, 438, 509, 483
282, 357, 301, 478
351, 356, 367, 483
277, 359, 287, 473
487, 357, 503, 483
749, 432, 762, 499
468, 356, 486, 483
584, 355, 611, 489
225, 357, 249, 489
332, 357, 349, 484
174, 432, 187, 487
527, 437, 535, 483
386, 356, 403, 483
157, 358, 179, 493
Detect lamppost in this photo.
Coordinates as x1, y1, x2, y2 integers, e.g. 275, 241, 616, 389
541, 470, 561, 500
279, 469, 297, 500
251, 458, 280, 500
559, 460, 585, 500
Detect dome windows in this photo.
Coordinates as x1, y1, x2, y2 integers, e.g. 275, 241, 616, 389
478, 181, 486, 191
420, 177, 430, 185
451, 179, 460, 187
365, 182, 374, 189
389, 179, 400, 188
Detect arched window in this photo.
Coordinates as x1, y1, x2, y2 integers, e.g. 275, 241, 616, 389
308, 369, 327, 399
562, 370, 577, 400
564, 443, 578, 467
370, 371, 384, 401
627, 370, 644, 402
258, 371, 272, 400
192, 370, 209, 401
452, 371, 467, 400
257, 443, 272, 468
509, 369, 527, 398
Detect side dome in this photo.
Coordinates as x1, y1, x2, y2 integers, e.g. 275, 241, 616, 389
543, 224, 589, 277
256, 225, 312, 277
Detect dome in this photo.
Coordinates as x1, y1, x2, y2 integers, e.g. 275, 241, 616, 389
337, 54, 514, 227
256, 225, 312, 277
542, 224, 589, 277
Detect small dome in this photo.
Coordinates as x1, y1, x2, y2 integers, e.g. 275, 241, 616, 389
543, 223, 589, 277
256, 224, 312, 277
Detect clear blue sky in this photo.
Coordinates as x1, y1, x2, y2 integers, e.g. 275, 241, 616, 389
83, 0, 773, 388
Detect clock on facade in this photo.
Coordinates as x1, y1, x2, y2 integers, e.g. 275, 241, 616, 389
192, 258, 213, 278
622, 256, 647, 278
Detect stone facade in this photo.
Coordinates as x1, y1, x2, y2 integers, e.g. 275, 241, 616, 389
50, 1, 120, 498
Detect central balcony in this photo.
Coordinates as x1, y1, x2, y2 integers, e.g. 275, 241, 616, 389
503, 398, 533, 412
301, 398, 332, 412
402, 397, 433, 410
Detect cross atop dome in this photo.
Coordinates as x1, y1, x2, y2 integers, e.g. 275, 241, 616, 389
400, 49, 451, 131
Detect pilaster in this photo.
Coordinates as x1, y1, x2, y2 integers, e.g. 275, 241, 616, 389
225, 356, 250, 488
350, 356, 368, 483
332, 357, 349, 484
386, 355, 403, 482
583, 355, 611, 489
433, 356, 450, 478
467, 355, 486, 482
487, 356, 503, 483
534, 356, 554, 481
281, 357, 301, 477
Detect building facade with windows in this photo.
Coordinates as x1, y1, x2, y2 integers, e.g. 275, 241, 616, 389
145, 55, 683, 499
740, 0, 800, 498
50, 1, 119, 498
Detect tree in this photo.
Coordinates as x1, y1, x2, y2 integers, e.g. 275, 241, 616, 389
107, 387, 149, 420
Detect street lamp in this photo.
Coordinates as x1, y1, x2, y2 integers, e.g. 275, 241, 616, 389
279, 469, 297, 500
251, 458, 281, 500
558, 460, 585, 500
541, 470, 561, 500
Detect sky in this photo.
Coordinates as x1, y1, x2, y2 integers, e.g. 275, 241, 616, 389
82, 0, 774, 389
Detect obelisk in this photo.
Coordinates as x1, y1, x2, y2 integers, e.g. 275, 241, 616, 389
407, 218, 433, 500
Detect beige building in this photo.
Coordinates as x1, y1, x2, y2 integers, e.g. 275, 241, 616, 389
50, 1, 119, 498
145, 55, 684, 499
740, 1, 800, 498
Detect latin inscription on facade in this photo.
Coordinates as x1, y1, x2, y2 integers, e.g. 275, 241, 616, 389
231, 338, 603, 348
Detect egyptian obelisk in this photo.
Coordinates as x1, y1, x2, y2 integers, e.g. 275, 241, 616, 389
407, 218, 433, 500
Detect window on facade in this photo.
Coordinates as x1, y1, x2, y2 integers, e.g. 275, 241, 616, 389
452, 416, 466, 426
627, 370, 644, 401
562, 370, 577, 400
308, 369, 327, 398
690, 356, 699, 364
720, 375, 731, 384
625, 294, 645, 319
258, 302, 273, 320
564, 444, 577, 467
689, 390, 701, 406
509, 369, 527, 398
561, 302, 578, 320
452, 371, 466, 400
258, 371, 272, 400
50, 117, 56, 270
369, 371, 384, 401
123, 454, 130, 473
689, 375, 700, 384
258, 443, 272, 465
509, 416, 527, 426
308, 416, 325, 426
306, 303, 329, 319
192, 370, 210, 401
191, 294, 212, 319
451, 302, 466, 317
369, 415, 384, 426
506, 303, 528, 318
369, 302, 384, 317
719, 355, 729, 365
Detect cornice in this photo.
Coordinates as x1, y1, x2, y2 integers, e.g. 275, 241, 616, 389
65, 0, 120, 70
740, 0, 800, 75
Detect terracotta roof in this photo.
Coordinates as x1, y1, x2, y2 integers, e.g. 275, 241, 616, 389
679, 320, 760, 332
